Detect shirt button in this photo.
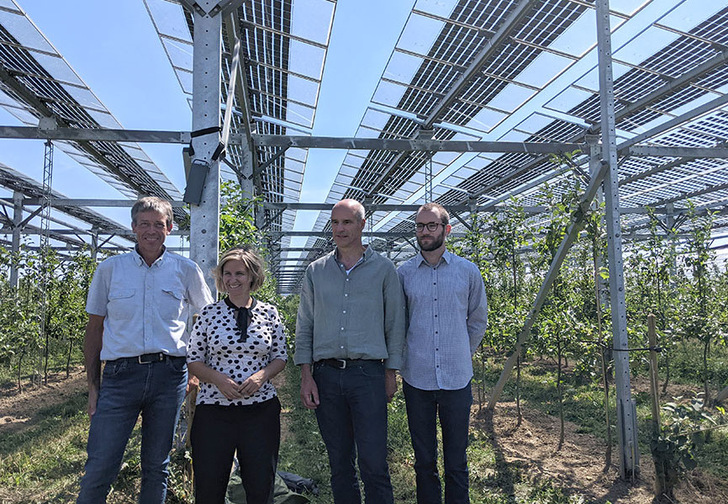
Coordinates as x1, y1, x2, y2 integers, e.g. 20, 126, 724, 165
343, 310, 346, 314
345, 294, 349, 297
340, 327, 344, 331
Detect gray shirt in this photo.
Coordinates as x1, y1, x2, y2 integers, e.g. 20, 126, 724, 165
397, 250, 488, 390
294, 246, 406, 369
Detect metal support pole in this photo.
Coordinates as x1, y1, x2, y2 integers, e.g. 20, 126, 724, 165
10, 190, 22, 289
596, 0, 638, 478
189, 2, 222, 295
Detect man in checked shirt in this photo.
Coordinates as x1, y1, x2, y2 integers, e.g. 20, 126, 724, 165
397, 202, 488, 504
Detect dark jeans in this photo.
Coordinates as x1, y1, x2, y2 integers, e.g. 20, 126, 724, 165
403, 380, 473, 504
77, 356, 188, 504
313, 360, 393, 504
191, 398, 281, 504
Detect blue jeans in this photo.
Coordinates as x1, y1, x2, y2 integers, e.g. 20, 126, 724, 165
313, 360, 393, 504
403, 380, 473, 504
77, 356, 188, 504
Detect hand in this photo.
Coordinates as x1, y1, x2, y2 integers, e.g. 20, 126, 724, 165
300, 365, 320, 409
240, 371, 265, 397
186, 374, 200, 395
87, 387, 99, 417
214, 375, 244, 401
385, 369, 397, 403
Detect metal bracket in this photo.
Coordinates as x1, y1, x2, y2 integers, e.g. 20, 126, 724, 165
183, 160, 210, 205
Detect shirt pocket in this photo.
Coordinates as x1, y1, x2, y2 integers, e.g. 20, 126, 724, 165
107, 289, 136, 320
159, 287, 186, 321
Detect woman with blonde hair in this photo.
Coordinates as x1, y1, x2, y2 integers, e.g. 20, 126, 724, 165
187, 246, 287, 503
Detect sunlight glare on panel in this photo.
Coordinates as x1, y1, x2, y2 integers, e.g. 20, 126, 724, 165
654, 0, 727, 32
546, 10, 595, 57
614, 25, 680, 66
290, 0, 334, 46
361, 108, 391, 132
515, 113, 557, 136
288, 74, 319, 107
143, 0, 191, 43
396, 12, 442, 56
372, 80, 407, 108
62, 85, 105, 112
487, 83, 536, 114
464, 106, 507, 134
0, 7, 53, 53
287, 39, 326, 80
285, 101, 315, 129
33, 53, 84, 86
516, 51, 573, 89
413, 0, 458, 18
163, 38, 193, 73
383, 50, 422, 85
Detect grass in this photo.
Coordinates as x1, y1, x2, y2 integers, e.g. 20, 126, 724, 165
2, 341, 727, 503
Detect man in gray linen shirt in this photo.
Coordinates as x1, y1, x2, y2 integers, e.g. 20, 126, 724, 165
397, 202, 488, 504
294, 198, 406, 504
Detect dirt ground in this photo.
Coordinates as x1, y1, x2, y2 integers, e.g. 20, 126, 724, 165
2, 370, 728, 504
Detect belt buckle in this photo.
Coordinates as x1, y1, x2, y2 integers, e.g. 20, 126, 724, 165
336, 359, 347, 369
138, 353, 162, 364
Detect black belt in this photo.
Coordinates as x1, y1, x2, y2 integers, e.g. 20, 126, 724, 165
319, 358, 380, 370
109, 353, 185, 365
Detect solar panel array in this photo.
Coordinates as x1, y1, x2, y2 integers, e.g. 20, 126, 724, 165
1, 0, 727, 294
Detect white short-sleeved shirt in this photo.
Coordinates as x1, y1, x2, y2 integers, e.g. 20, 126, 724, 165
85, 249, 213, 361
188, 298, 288, 406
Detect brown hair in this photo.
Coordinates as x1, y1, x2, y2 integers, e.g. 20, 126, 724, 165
417, 202, 449, 225
131, 197, 174, 228
212, 246, 266, 293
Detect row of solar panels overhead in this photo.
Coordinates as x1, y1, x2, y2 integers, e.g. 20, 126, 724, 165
1, 0, 727, 294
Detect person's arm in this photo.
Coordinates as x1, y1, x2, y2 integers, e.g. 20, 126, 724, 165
84, 314, 105, 417
299, 363, 320, 409
240, 358, 286, 397
188, 361, 244, 401
382, 262, 406, 371
467, 264, 488, 355
242, 306, 288, 396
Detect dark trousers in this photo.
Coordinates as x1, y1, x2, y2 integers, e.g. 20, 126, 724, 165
403, 380, 473, 504
190, 398, 281, 504
313, 360, 394, 504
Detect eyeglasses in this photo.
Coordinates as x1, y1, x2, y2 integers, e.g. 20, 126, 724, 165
415, 222, 445, 232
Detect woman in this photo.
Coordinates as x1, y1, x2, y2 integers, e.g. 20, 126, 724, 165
188, 246, 287, 503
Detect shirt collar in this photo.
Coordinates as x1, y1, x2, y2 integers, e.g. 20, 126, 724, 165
416, 249, 451, 268
133, 245, 167, 267
333, 244, 372, 264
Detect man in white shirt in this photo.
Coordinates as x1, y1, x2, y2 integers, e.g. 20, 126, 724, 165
77, 197, 212, 504
397, 202, 488, 504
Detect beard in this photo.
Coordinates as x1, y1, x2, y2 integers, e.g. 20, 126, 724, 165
417, 231, 445, 252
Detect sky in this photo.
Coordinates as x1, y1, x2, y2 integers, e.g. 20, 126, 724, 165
0, 0, 416, 251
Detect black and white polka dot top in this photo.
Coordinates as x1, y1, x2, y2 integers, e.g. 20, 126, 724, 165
188, 298, 288, 406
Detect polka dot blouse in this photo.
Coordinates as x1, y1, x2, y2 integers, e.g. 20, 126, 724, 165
188, 298, 288, 406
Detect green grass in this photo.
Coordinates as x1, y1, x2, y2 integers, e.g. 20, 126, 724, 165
3, 342, 727, 503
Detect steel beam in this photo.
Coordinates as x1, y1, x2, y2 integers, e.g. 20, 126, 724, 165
597, 0, 638, 478
189, 2, 223, 295
0, 126, 190, 143
250, 135, 585, 153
